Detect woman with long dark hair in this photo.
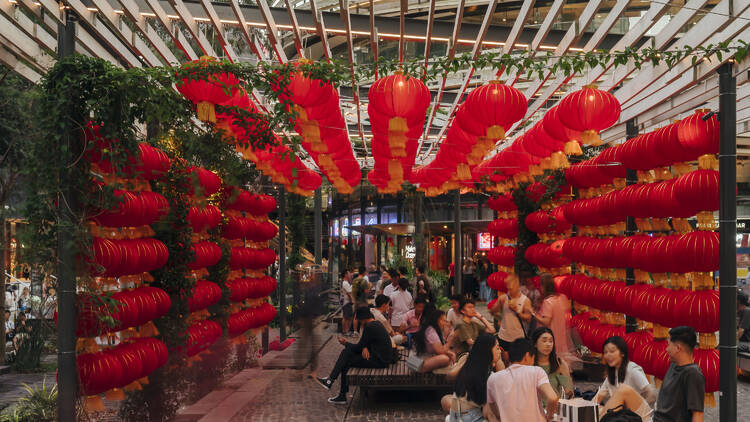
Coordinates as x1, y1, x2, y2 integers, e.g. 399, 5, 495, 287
593, 336, 657, 421
531, 327, 572, 404
441, 333, 504, 422
412, 309, 455, 373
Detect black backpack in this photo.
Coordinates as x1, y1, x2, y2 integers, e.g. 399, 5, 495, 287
599, 405, 642, 422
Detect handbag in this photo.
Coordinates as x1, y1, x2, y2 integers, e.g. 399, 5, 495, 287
406, 350, 424, 372
598, 405, 641, 422
446, 394, 461, 422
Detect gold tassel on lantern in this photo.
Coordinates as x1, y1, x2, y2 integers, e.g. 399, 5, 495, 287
84, 396, 106, 413
698, 154, 718, 170
105, 388, 125, 401
564, 141, 582, 155
196, 101, 216, 123
456, 164, 472, 181
579, 129, 602, 146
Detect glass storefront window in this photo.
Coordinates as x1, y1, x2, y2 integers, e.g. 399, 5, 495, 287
382, 205, 397, 224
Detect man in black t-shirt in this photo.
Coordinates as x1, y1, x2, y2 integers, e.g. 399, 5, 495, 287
738, 293, 750, 352
653, 326, 705, 422
316, 307, 395, 404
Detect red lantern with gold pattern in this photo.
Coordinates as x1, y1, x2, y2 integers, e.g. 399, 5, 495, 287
677, 109, 720, 158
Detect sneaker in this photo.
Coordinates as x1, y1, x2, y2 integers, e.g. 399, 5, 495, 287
315, 377, 333, 390
327, 395, 347, 405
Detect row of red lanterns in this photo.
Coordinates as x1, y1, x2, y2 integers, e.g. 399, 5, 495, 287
189, 241, 222, 270
227, 276, 278, 302
186, 320, 223, 357
228, 247, 277, 271
92, 188, 169, 228
561, 231, 718, 274
487, 219, 519, 239
223, 188, 277, 215
524, 243, 570, 269
186, 166, 222, 198
78, 337, 168, 396
487, 246, 516, 267
187, 280, 222, 312
223, 217, 278, 241
367, 73, 430, 193
92, 237, 169, 277
74, 286, 170, 337
188, 205, 222, 233
561, 170, 718, 227
85, 123, 171, 180
524, 209, 570, 235
559, 275, 718, 333
281, 64, 360, 194
226, 303, 277, 337
486, 194, 517, 213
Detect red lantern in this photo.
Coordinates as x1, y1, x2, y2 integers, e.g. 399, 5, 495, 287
487, 272, 508, 292
677, 109, 719, 158
557, 86, 620, 146
694, 348, 719, 393
673, 231, 719, 274
677, 289, 719, 333
177, 56, 240, 123
673, 170, 719, 216
456, 81, 526, 141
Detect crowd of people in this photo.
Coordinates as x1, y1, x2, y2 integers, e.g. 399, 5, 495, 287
317, 265, 709, 422
4, 282, 56, 361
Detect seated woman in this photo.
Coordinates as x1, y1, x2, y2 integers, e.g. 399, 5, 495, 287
532, 327, 573, 404
412, 310, 456, 373
440, 333, 504, 422
593, 336, 657, 422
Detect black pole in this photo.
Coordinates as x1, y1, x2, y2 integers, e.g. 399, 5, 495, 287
454, 190, 462, 295
57, 10, 78, 422
347, 206, 353, 268
414, 191, 425, 269
314, 189, 322, 266
718, 62, 737, 422
376, 196, 382, 266
360, 192, 366, 267
278, 186, 287, 341
624, 119, 639, 334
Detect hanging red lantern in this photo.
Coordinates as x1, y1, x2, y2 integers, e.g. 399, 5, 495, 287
487, 271, 508, 292
673, 169, 718, 229
677, 109, 719, 159
542, 105, 583, 155
488, 219, 518, 239
177, 56, 240, 123
676, 289, 719, 333
557, 85, 620, 147
694, 348, 719, 394
456, 81, 526, 141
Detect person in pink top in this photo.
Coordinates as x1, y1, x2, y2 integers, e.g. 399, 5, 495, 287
534, 273, 578, 368
399, 296, 427, 335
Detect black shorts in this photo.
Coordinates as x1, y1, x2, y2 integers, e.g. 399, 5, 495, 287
342, 303, 353, 318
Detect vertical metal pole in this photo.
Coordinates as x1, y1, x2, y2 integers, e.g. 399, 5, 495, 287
454, 190, 462, 295
376, 197, 382, 265
718, 62, 737, 422
57, 11, 78, 422
278, 187, 287, 341
314, 189, 322, 265
414, 192, 425, 269
347, 206, 354, 267
360, 192, 366, 267
624, 119, 639, 334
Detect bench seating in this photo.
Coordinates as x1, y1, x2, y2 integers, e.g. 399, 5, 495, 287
739, 351, 750, 372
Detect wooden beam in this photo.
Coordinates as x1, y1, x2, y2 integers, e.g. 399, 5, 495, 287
339, 0, 366, 155
421, 0, 436, 77
0, 43, 42, 82
115, 0, 180, 65
87, 0, 164, 66
145, 0, 199, 60
200, 0, 239, 62
256, 0, 288, 62
67, 0, 143, 67
167, 0, 218, 58
284, 0, 305, 59
309, 0, 332, 61
229, 0, 266, 61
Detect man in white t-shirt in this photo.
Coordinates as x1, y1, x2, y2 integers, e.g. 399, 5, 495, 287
487, 338, 559, 422
340, 270, 354, 336
382, 269, 400, 298
371, 294, 405, 346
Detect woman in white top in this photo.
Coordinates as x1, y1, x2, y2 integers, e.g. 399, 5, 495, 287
388, 278, 413, 328
593, 336, 657, 422
490, 274, 532, 348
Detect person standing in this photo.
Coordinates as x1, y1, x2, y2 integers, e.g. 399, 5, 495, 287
738, 292, 750, 352
4, 310, 14, 342
340, 270, 354, 336
367, 264, 381, 290
521, 276, 542, 312
389, 278, 413, 329
316, 307, 395, 404
351, 267, 371, 309
462, 259, 476, 298
534, 274, 576, 366
652, 326, 705, 422
382, 269, 400, 297
491, 274, 533, 349
414, 265, 434, 302
486, 338, 559, 422
17, 287, 30, 316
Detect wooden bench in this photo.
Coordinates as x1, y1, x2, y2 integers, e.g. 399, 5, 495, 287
347, 349, 453, 406
739, 351, 750, 373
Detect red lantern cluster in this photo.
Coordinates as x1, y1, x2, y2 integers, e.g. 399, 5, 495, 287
92, 237, 169, 276
226, 303, 277, 336
176, 56, 239, 123
487, 195, 517, 213
227, 276, 278, 301
487, 246, 515, 267
525, 210, 570, 234
85, 123, 171, 180
188, 241, 222, 270
93, 189, 169, 228
229, 247, 277, 270
487, 271, 508, 292
188, 280, 222, 312
557, 85, 620, 147
188, 205, 222, 232
524, 243, 570, 269
571, 312, 625, 354
223, 218, 278, 241
187, 167, 222, 197
223, 189, 277, 215
281, 64, 360, 194
186, 320, 222, 356
487, 219, 518, 239
74, 287, 171, 337
412, 82, 526, 196
78, 338, 168, 396
367, 73, 430, 193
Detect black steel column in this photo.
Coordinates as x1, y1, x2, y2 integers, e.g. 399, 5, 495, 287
314, 189, 322, 265
414, 192, 425, 269
376, 197, 382, 265
57, 10, 78, 422
624, 119, 639, 334
718, 62, 737, 422
454, 190, 462, 295
360, 192, 366, 267
278, 187, 287, 341
347, 206, 354, 267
